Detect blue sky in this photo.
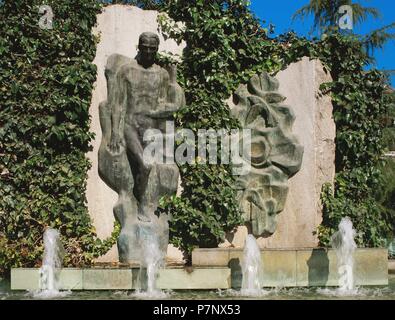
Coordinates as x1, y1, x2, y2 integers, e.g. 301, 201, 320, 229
250, 0, 395, 86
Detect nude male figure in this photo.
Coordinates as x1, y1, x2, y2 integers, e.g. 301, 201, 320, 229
108, 32, 184, 222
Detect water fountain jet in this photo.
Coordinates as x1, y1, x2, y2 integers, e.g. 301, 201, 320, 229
240, 234, 266, 296
34, 228, 68, 298
133, 223, 168, 299
331, 217, 358, 294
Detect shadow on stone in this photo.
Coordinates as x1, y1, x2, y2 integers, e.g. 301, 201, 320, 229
307, 248, 329, 286
0, 278, 10, 291
229, 258, 242, 289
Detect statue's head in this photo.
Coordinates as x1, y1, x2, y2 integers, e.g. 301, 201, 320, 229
138, 32, 159, 67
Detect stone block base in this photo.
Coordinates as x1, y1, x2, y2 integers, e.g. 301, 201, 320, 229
10, 267, 230, 290
192, 248, 388, 287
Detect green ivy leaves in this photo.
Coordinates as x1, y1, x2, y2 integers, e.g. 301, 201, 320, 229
0, 0, 118, 275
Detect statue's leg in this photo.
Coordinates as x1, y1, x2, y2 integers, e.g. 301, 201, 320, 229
138, 165, 160, 222
124, 122, 152, 222
139, 163, 179, 214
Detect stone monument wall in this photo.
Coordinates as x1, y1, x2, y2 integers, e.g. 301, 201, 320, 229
87, 6, 335, 262
226, 57, 336, 249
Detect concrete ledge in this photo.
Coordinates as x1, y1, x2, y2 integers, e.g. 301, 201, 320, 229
227, 249, 297, 288
10, 267, 231, 291
157, 268, 230, 289
11, 268, 40, 291
10, 249, 389, 290
192, 248, 388, 287
11, 268, 83, 290
83, 269, 132, 290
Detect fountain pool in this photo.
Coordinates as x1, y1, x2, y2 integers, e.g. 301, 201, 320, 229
1, 275, 395, 300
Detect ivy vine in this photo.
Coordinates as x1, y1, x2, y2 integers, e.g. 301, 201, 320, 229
0, 0, 119, 276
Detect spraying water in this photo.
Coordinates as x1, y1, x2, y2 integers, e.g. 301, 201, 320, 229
143, 234, 163, 294
331, 217, 358, 294
34, 228, 68, 298
134, 225, 168, 299
240, 234, 266, 296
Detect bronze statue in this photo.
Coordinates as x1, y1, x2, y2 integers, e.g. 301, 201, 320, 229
229, 72, 303, 237
98, 32, 185, 262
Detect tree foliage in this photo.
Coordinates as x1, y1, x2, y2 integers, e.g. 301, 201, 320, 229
293, 0, 395, 54
102, 0, 164, 10
293, 0, 380, 32
311, 34, 394, 246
